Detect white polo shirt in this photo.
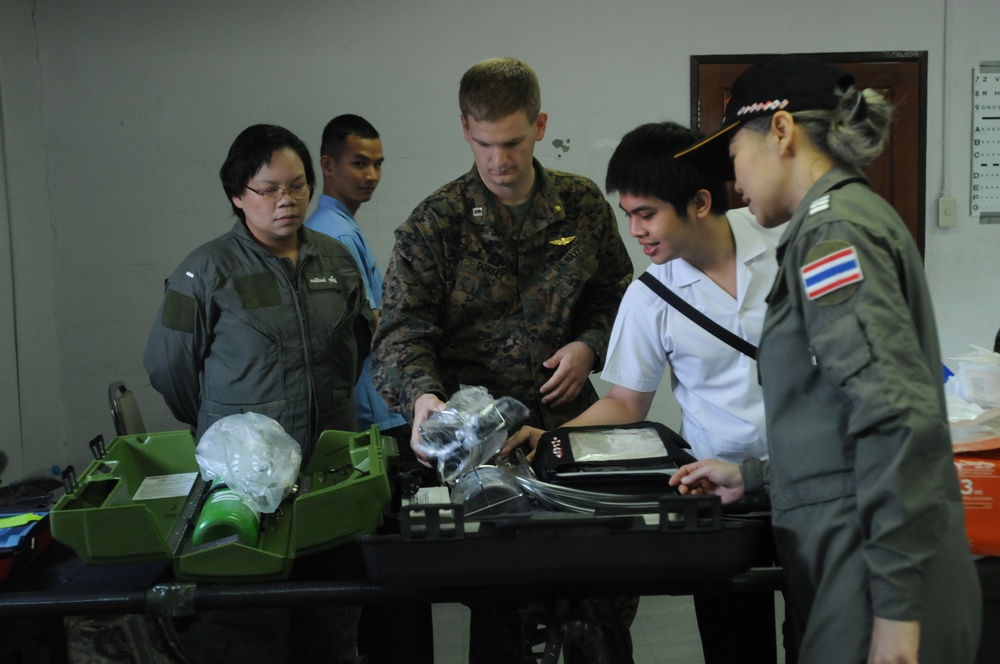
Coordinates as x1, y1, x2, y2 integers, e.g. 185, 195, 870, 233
601, 208, 784, 464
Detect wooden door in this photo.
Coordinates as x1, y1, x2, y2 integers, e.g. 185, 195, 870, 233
691, 52, 927, 256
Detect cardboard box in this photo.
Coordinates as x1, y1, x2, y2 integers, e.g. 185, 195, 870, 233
952, 409, 1000, 556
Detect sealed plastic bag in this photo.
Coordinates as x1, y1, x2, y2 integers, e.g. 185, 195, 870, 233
451, 465, 530, 517
194, 412, 302, 513
416, 386, 528, 484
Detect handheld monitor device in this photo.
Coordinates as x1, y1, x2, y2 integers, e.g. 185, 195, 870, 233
531, 421, 695, 496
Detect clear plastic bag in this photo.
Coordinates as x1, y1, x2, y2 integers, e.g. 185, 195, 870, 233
496, 450, 664, 514
947, 346, 1000, 409
194, 412, 302, 514
415, 386, 529, 484
451, 465, 531, 517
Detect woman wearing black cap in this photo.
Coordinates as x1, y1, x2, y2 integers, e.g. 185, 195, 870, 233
670, 56, 981, 664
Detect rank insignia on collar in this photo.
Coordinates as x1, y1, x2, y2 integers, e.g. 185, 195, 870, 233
473, 207, 484, 217
550, 236, 576, 246
801, 241, 864, 303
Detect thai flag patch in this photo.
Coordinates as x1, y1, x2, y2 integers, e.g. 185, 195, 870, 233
800, 244, 864, 301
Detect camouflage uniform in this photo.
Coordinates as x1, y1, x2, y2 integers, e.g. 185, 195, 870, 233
65, 615, 189, 664
373, 160, 633, 664
373, 160, 632, 429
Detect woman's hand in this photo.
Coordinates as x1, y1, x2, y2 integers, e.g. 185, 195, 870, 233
668, 459, 746, 504
868, 617, 919, 664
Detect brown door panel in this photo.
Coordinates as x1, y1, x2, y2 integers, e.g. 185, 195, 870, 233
692, 53, 927, 255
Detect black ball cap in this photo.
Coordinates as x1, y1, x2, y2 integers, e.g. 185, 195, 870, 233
676, 55, 854, 180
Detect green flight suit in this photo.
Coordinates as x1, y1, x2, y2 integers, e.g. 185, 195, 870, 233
145, 221, 374, 459
750, 166, 981, 663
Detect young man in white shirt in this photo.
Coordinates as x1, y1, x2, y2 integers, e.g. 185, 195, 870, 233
503, 121, 791, 664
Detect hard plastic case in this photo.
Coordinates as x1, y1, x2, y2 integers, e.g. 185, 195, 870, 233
359, 495, 762, 587
50, 427, 391, 582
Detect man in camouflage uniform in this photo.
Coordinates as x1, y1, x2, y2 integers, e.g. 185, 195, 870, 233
373, 57, 631, 449
371, 58, 633, 664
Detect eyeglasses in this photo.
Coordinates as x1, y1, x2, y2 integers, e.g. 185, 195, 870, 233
244, 182, 311, 200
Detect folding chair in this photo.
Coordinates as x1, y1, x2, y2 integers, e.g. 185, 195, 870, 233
108, 381, 147, 436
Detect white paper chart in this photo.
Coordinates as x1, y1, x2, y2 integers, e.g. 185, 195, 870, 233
972, 63, 1000, 223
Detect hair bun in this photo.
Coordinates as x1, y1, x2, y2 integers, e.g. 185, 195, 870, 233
850, 89, 868, 121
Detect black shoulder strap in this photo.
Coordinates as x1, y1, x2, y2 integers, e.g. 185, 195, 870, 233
638, 272, 757, 360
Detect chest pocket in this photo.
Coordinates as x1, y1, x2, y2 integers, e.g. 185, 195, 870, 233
449, 256, 518, 321
303, 260, 357, 338
219, 271, 283, 348
543, 243, 598, 302
204, 283, 283, 406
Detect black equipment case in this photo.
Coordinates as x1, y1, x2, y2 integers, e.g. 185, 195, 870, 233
359, 495, 762, 588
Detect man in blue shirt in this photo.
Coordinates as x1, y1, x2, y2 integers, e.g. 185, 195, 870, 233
306, 115, 432, 663
305, 114, 410, 447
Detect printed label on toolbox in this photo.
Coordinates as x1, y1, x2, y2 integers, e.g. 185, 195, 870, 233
132, 472, 199, 501
405, 486, 451, 506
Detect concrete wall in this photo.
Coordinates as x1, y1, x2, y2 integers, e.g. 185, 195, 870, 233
1, 0, 997, 479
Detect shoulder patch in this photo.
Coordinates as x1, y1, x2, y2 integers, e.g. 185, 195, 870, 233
800, 240, 864, 303
161, 289, 196, 333
809, 194, 831, 216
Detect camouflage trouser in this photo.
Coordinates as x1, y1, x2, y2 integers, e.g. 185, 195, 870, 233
65, 606, 365, 664
64, 614, 189, 664
468, 595, 640, 664
176, 606, 365, 664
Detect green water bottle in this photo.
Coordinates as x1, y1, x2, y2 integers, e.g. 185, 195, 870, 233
191, 480, 260, 547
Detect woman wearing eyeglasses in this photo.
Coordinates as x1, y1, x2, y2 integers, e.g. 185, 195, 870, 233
144, 122, 375, 470
143, 125, 374, 663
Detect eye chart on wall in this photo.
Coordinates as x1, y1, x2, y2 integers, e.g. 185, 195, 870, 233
972, 62, 1000, 224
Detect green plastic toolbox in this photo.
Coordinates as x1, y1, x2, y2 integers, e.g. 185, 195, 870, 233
50, 427, 391, 582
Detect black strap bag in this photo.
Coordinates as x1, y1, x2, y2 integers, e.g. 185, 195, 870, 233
530, 421, 696, 496
638, 272, 757, 359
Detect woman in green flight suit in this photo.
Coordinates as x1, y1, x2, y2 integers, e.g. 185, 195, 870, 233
670, 55, 981, 664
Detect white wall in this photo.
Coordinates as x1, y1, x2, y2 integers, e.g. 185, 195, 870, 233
0, 0, 997, 480
0, 0, 63, 480
0, 28, 18, 475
